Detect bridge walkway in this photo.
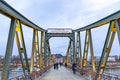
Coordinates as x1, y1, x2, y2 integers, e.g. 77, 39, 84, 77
36, 66, 86, 80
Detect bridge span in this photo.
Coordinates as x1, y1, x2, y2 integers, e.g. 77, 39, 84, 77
0, 0, 120, 80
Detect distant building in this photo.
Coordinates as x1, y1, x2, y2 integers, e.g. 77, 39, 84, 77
91, 56, 117, 65
108, 56, 116, 62
52, 54, 63, 63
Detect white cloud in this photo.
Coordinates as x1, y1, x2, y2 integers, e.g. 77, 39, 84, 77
1, 0, 120, 56
5, 0, 32, 12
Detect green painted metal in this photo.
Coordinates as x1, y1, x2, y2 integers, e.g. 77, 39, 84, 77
82, 30, 89, 70
14, 20, 31, 76
47, 41, 51, 65
81, 29, 96, 71
44, 32, 48, 67
15, 31, 26, 74
72, 32, 75, 63
64, 40, 72, 64
96, 21, 116, 80
1, 18, 16, 80
40, 31, 45, 68
30, 29, 41, 72
1, 1, 120, 79
19, 20, 30, 74
47, 33, 74, 38
30, 29, 36, 73
74, 10, 120, 32
45, 31, 75, 64
115, 19, 120, 45
88, 29, 96, 71
76, 32, 82, 68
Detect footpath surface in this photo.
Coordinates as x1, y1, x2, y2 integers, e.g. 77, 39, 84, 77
37, 66, 85, 80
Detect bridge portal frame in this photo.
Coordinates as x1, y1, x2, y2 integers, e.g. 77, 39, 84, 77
44, 31, 76, 66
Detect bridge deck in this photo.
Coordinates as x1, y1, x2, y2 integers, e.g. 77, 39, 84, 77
37, 66, 85, 80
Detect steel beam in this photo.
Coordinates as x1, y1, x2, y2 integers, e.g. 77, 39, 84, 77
1, 18, 16, 80
82, 30, 89, 70
30, 29, 40, 72
15, 20, 30, 75
0, 0, 45, 31
74, 10, 120, 32
96, 21, 116, 80
88, 29, 96, 71
47, 33, 74, 37
30, 29, 35, 73
47, 41, 51, 65
76, 32, 82, 69
40, 31, 45, 68
115, 19, 120, 45
64, 40, 72, 64
44, 32, 47, 67
15, 31, 26, 74
72, 32, 75, 63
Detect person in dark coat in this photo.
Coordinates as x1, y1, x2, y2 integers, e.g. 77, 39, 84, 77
65, 63, 67, 68
72, 63, 76, 74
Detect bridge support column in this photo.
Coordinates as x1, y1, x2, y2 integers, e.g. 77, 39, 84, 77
2, 19, 31, 80
44, 32, 48, 67
15, 20, 30, 75
115, 19, 120, 45
96, 21, 116, 80
82, 29, 96, 76
75, 31, 82, 69
40, 31, 45, 68
72, 32, 75, 64
30, 29, 41, 73
64, 40, 72, 64
2, 18, 17, 80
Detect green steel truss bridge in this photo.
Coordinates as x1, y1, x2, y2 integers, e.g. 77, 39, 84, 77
0, 0, 120, 80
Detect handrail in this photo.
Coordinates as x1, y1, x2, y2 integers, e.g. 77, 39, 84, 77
74, 10, 120, 32
9, 74, 24, 80
0, 0, 45, 31
103, 72, 120, 78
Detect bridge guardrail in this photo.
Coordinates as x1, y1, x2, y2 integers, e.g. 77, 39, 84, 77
8, 65, 53, 80
65, 65, 120, 80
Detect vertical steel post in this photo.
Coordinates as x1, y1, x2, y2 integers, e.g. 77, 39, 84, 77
30, 29, 40, 72
64, 40, 72, 64
40, 31, 45, 68
35, 30, 40, 68
30, 29, 36, 73
19, 20, 30, 74
115, 19, 120, 45
47, 41, 51, 65
15, 31, 26, 74
44, 32, 47, 67
76, 31, 82, 69
2, 18, 16, 80
73, 32, 75, 63
15, 20, 30, 74
88, 29, 96, 71
82, 30, 89, 70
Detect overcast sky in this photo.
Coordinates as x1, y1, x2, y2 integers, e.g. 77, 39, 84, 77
0, 0, 120, 57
